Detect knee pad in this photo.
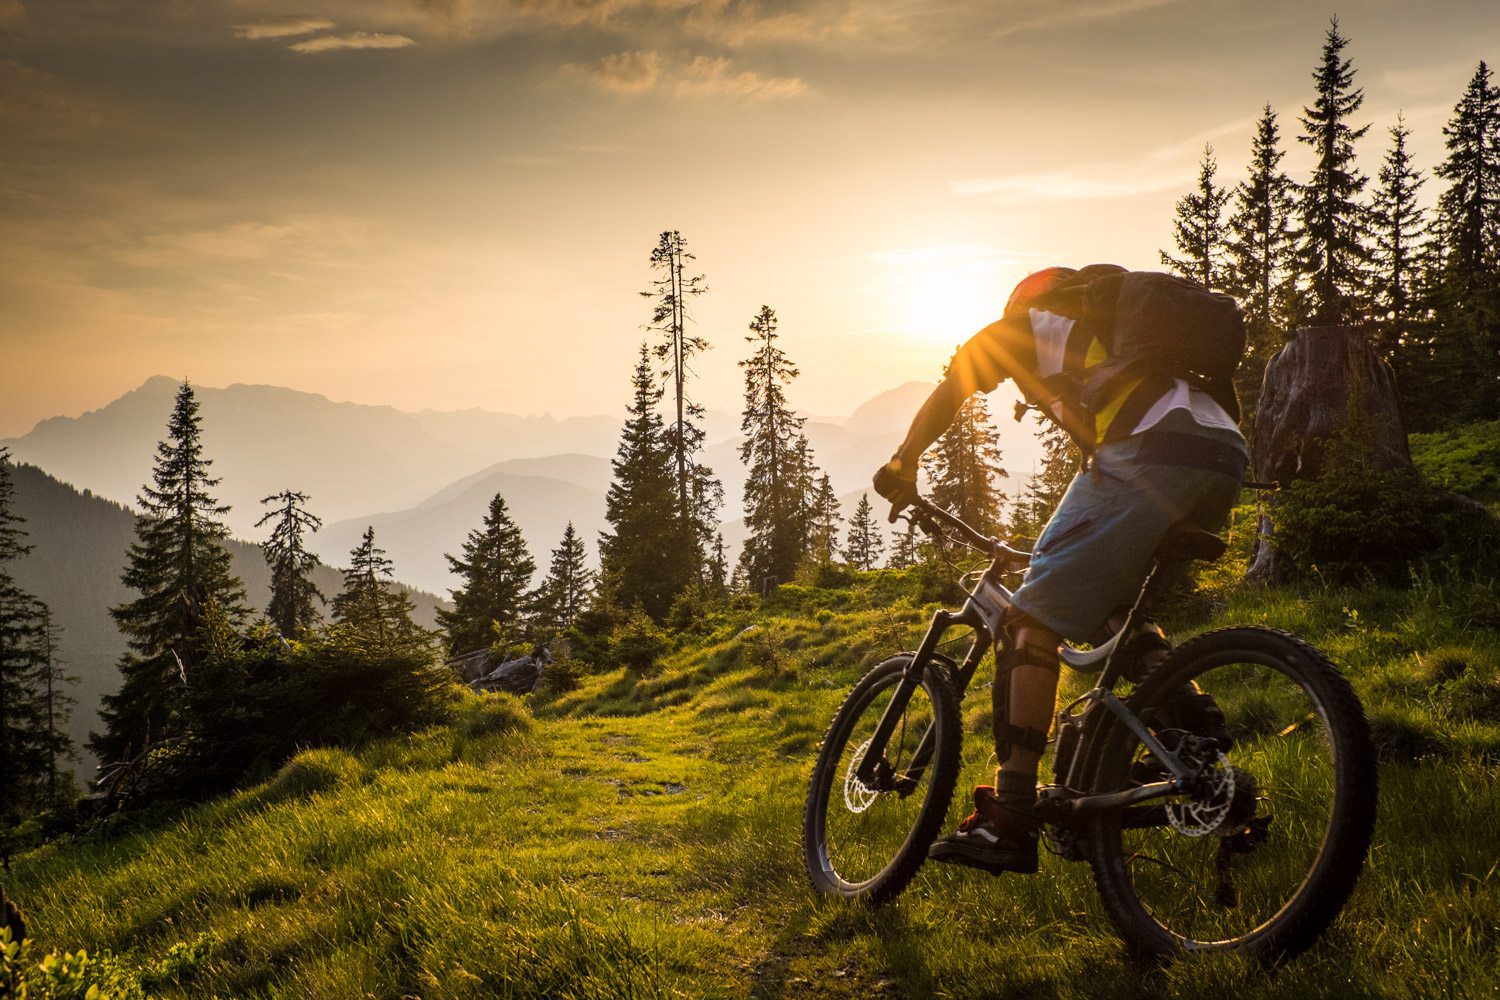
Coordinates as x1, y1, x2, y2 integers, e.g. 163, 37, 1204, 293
992, 638, 1059, 762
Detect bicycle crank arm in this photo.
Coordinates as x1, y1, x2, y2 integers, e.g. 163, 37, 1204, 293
1041, 780, 1181, 817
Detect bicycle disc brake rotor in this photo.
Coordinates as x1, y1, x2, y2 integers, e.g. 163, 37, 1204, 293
1166, 751, 1236, 837
843, 739, 880, 813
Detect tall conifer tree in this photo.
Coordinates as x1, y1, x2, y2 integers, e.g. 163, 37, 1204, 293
94, 383, 246, 763
1226, 106, 1298, 410
888, 524, 920, 570
438, 493, 535, 655
1369, 115, 1429, 368
1295, 18, 1371, 325
738, 305, 814, 590
257, 490, 324, 637
806, 473, 843, 566
642, 230, 721, 561
1161, 145, 1233, 289
332, 526, 425, 649
530, 522, 593, 636
843, 494, 885, 572
599, 345, 698, 619
1431, 61, 1500, 418
0, 450, 70, 819
925, 364, 1007, 535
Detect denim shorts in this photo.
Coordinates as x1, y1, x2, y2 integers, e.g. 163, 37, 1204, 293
1010, 411, 1246, 642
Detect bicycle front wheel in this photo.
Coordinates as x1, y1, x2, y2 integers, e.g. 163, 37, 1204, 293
803, 653, 962, 906
1088, 627, 1377, 959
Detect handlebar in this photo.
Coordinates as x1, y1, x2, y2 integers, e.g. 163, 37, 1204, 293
900, 495, 1032, 569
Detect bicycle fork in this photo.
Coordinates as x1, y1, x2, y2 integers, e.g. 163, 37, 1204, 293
853, 606, 991, 793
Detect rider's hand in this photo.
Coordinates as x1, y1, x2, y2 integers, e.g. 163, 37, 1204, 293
872, 458, 918, 523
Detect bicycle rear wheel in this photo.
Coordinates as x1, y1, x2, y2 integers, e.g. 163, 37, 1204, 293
1088, 627, 1377, 959
803, 654, 962, 906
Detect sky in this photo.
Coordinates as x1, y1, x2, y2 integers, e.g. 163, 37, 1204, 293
2, 0, 1497, 441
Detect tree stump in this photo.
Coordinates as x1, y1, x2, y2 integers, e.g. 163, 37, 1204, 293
1245, 326, 1412, 583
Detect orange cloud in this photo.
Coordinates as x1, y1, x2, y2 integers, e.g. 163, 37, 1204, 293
569, 50, 805, 99
232, 17, 337, 40
289, 31, 416, 53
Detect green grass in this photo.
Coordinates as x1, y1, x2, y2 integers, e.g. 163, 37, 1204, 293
8, 560, 1500, 998
1411, 418, 1500, 509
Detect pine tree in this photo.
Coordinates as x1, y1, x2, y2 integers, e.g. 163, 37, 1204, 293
530, 522, 593, 638
888, 523, 920, 570
94, 382, 247, 763
642, 230, 721, 561
738, 305, 815, 591
806, 473, 843, 566
256, 490, 324, 637
924, 370, 1007, 535
1431, 61, 1500, 419
0, 450, 70, 819
1161, 145, 1233, 289
1011, 423, 1080, 538
706, 533, 729, 597
332, 526, 425, 649
599, 345, 700, 619
843, 493, 885, 571
1368, 115, 1429, 368
438, 493, 536, 655
1225, 105, 1298, 410
1295, 17, 1371, 326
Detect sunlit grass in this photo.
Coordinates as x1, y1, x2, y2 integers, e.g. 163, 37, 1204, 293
8, 564, 1500, 997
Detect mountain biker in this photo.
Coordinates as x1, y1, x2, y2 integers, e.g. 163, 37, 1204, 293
872, 264, 1248, 876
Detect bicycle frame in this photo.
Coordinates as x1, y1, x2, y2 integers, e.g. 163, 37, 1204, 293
852, 499, 1200, 817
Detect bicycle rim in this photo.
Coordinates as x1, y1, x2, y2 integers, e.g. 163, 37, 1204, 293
1090, 629, 1374, 956
806, 657, 960, 900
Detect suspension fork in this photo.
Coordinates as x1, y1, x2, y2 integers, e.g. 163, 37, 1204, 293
854, 607, 990, 788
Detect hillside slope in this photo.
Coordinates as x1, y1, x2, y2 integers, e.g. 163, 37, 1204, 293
6, 462, 447, 775
9, 564, 1498, 998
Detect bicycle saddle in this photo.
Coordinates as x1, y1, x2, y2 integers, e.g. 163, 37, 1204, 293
1155, 524, 1227, 564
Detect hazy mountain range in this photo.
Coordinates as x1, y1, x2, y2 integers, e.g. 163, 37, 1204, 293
3, 376, 1028, 596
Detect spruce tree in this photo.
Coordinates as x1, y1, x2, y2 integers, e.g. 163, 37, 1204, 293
94, 382, 247, 763
332, 527, 425, 649
1161, 145, 1233, 289
843, 493, 885, 571
0, 450, 70, 819
1431, 61, 1500, 418
530, 522, 593, 637
256, 490, 324, 637
642, 230, 721, 561
888, 523, 920, 570
706, 533, 729, 597
1012, 423, 1080, 538
738, 305, 814, 591
438, 493, 536, 655
1295, 17, 1371, 326
925, 363, 1007, 535
599, 345, 699, 619
1226, 105, 1298, 410
806, 473, 843, 566
1368, 115, 1429, 368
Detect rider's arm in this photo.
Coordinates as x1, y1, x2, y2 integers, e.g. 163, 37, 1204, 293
886, 318, 1029, 477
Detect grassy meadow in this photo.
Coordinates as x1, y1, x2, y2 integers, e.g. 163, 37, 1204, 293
7, 505, 1500, 999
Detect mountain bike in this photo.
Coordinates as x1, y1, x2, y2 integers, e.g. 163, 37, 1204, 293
802, 493, 1377, 960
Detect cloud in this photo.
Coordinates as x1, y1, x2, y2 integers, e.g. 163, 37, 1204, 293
568, 50, 805, 99
991, 0, 1186, 40
0, 59, 105, 126
288, 31, 416, 53
585, 49, 661, 92
676, 54, 806, 98
232, 17, 337, 40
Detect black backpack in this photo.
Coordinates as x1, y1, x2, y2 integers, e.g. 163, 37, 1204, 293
1031, 267, 1246, 427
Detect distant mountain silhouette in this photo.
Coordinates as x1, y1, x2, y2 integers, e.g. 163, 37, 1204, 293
0, 377, 625, 541
319, 464, 608, 596
6, 462, 447, 779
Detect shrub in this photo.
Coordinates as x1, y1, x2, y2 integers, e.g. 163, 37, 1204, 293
1, 926, 144, 999
613, 610, 668, 676
1272, 463, 1443, 583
